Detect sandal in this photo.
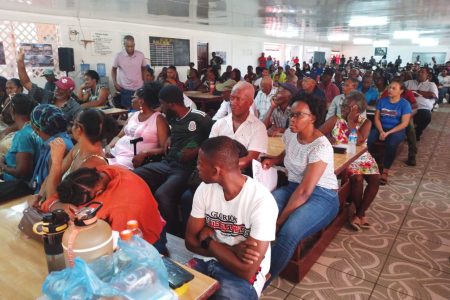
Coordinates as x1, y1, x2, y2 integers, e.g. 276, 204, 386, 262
380, 172, 388, 185
349, 216, 362, 232
359, 216, 372, 229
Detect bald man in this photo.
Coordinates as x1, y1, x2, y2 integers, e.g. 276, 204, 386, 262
210, 81, 268, 170
254, 76, 277, 120
181, 82, 268, 229
185, 136, 278, 299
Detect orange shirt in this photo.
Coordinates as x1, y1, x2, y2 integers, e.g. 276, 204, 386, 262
41, 165, 164, 244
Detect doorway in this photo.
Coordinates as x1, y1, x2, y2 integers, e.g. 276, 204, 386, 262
197, 42, 209, 71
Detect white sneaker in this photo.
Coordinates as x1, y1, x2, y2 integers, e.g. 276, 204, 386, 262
434, 103, 439, 109
444, 99, 448, 104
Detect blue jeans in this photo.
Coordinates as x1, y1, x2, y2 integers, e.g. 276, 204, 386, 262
120, 89, 134, 109
180, 188, 195, 235
367, 127, 405, 169
268, 183, 339, 282
192, 258, 258, 300
153, 226, 168, 255
438, 87, 449, 103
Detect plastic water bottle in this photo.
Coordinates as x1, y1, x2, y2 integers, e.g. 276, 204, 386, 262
127, 220, 143, 238
348, 129, 357, 154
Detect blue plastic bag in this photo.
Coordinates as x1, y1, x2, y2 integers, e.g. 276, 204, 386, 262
42, 257, 119, 299
42, 237, 176, 300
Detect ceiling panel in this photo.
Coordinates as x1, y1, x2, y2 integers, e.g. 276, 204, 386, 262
1, 0, 450, 45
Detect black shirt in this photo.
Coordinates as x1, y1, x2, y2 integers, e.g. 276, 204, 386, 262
166, 109, 213, 170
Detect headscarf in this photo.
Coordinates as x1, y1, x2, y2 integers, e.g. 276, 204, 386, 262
31, 104, 67, 136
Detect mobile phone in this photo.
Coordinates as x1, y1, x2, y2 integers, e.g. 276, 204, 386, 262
162, 256, 194, 289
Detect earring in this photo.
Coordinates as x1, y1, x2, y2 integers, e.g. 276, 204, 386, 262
139, 106, 143, 113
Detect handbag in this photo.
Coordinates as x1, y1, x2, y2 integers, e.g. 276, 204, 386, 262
18, 205, 45, 242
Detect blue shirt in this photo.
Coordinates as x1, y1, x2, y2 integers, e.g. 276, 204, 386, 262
358, 86, 379, 105
376, 97, 412, 130
3, 124, 42, 181
30, 132, 73, 193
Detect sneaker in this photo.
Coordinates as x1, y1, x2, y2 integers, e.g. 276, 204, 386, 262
434, 103, 439, 109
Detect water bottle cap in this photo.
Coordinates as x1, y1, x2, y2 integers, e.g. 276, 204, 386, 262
120, 229, 133, 241
126, 220, 139, 229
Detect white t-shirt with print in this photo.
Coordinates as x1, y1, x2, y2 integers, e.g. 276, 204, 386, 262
210, 113, 268, 153
283, 130, 338, 189
191, 177, 278, 296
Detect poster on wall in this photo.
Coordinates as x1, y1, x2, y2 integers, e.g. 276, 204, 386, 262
0, 42, 5, 65
20, 43, 54, 67
91, 32, 114, 56
214, 51, 227, 64
374, 47, 387, 57
149, 36, 190, 66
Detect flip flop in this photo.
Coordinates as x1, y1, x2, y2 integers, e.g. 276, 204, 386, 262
349, 216, 362, 232
359, 217, 372, 229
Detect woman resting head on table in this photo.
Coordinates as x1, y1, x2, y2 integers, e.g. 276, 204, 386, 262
39, 108, 117, 201
320, 91, 380, 231
367, 80, 412, 185
39, 166, 166, 251
106, 82, 169, 169
261, 94, 339, 284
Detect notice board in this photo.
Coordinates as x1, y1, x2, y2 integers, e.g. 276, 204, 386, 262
149, 36, 190, 66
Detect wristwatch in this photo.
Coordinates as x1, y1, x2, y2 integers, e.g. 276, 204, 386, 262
200, 236, 213, 250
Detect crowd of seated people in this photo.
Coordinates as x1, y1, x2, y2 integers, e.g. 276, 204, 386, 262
1, 34, 449, 299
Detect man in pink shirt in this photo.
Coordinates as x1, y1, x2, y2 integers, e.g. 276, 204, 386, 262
112, 35, 146, 109
318, 68, 340, 106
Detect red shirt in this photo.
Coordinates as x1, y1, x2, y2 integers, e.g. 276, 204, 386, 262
258, 56, 267, 68
42, 165, 164, 244
380, 89, 416, 105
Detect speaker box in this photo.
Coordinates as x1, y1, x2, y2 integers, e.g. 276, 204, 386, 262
58, 47, 75, 72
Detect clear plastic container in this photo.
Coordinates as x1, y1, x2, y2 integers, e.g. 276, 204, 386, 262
348, 129, 357, 154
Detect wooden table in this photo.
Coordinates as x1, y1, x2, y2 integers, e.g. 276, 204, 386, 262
266, 136, 368, 283
0, 196, 218, 300
97, 106, 129, 118
267, 136, 367, 174
184, 91, 223, 112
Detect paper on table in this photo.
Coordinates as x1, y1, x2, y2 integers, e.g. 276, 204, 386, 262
252, 159, 278, 192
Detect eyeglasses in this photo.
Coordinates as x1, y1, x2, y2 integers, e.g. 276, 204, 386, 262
289, 111, 312, 119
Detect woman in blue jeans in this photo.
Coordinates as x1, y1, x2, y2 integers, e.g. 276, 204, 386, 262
262, 94, 339, 283
368, 80, 412, 184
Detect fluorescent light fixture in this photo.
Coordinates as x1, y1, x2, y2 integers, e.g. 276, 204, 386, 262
373, 39, 390, 47
412, 37, 439, 46
353, 38, 373, 45
393, 30, 419, 39
265, 28, 298, 38
349, 16, 388, 27
327, 33, 350, 41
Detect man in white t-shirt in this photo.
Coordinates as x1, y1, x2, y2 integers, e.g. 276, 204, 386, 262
185, 136, 278, 299
405, 68, 438, 140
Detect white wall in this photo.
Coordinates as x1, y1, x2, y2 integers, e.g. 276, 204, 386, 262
1, 9, 339, 89
341, 45, 450, 66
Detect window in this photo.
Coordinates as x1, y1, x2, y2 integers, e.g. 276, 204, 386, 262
0, 21, 62, 79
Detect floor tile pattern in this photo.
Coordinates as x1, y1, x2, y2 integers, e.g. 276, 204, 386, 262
261, 105, 450, 299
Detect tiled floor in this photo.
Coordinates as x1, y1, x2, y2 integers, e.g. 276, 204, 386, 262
262, 105, 450, 300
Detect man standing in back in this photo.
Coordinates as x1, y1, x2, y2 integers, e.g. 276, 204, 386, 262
112, 35, 146, 109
